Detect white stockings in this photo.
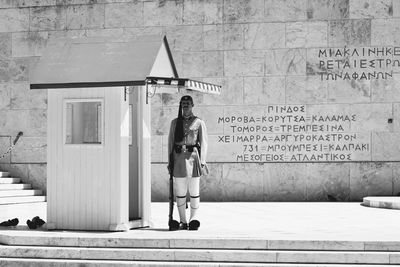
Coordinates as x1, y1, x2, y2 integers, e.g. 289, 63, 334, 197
174, 176, 200, 224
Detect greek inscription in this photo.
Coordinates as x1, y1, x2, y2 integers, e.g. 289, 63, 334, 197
317, 46, 400, 81
217, 105, 370, 163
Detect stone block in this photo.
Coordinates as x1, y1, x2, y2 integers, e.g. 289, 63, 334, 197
306, 47, 328, 76
12, 31, 49, 57
0, 8, 29, 32
395, 0, 400, 17
286, 76, 327, 104
27, 163, 46, 193
151, 106, 176, 136
182, 0, 222, 25
151, 135, 163, 162
222, 163, 264, 201
105, 2, 143, 28
222, 24, 245, 50
329, 19, 371, 46
195, 106, 224, 135
305, 163, 350, 201
124, 27, 165, 38
225, 50, 264, 77
0, 33, 11, 60
394, 103, 400, 131
11, 137, 47, 163
265, 49, 306, 75
276, 251, 388, 264
181, 51, 223, 77
151, 163, 168, 202
393, 163, 400, 195
244, 76, 286, 105
86, 28, 124, 38
264, 163, 307, 201
48, 29, 86, 39
165, 26, 203, 51
223, 0, 264, 23
143, 1, 182, 26
200, 163, 223, 201
161, 135, 168, 163
307, 0, 349, 20
372, 132, 400, 161
203, 25, 223, 51
327, 79, 371, 103
0, 83, 11, 109
350, 162, 393, 201
19, 0, 56, 7
0, 109, 47, 137
0, 58, 30, 83
350, 0, 393, 19
350, 103, 392, 132
207, 135, 241, 162
10, 82, 47, 109
371, 73, 400, 102
66, 4, 105, 30
30, 6, 67, 31
203, 77, 243, 106
244, 23, 285, 49
0, 137, 11, 164
371, 19, 400, 46
265, 0, 307, 21
0, 163, 28, 179
286, 21, 328, 48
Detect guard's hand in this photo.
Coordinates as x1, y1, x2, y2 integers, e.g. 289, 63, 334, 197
167, 164, 171, 174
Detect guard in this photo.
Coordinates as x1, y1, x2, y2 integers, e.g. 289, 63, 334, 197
168, 95, 208, 230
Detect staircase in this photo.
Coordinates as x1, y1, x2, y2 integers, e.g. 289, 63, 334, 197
1, 237, 400, 266
0, 171, 46, 205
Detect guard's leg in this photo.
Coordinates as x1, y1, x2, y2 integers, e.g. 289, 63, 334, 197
174, 177, 188, 224
189, 177, 200, 230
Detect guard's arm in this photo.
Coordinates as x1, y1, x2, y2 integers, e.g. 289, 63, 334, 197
198, 120, 208, 165
167, 120, 176, 173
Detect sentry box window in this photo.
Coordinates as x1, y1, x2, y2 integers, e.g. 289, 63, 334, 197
64, 99, 104, 145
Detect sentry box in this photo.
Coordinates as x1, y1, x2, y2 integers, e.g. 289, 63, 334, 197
30, 35, 220, 231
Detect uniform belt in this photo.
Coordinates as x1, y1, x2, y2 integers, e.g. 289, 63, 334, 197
174, 144, 199, 153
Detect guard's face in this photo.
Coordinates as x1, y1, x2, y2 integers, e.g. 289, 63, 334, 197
181, 100, 193, 114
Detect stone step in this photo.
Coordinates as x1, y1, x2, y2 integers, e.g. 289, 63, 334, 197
0, 189, 42, 197
0, 178, 21, 184
0, 184, 32, 190
2, 236, 400, 252
0, 172, 9, 178
363, 196, 400, 210
0, 196, 46, 205
0, 245, 399, 264
0, 258, 397, 267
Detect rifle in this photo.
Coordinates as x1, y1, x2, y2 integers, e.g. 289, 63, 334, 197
168, 153, 179, 231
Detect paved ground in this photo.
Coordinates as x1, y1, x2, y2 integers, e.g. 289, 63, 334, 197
1, 201, 400, 241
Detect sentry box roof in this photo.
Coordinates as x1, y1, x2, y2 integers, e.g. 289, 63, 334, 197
30, 35, 220, 95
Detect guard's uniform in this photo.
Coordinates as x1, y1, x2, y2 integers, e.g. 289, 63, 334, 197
167, 96, 208, 230
168, 116, 208, 178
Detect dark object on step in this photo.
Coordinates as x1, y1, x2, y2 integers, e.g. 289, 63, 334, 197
27, 216, 46, 229
32, 216, 45, 227
0, 218, 19, 227
26, 219, 37, 229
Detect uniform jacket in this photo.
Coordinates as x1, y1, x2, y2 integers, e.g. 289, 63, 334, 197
168, 116, 208, 178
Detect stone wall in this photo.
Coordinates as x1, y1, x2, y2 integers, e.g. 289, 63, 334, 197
0, 0, 400, 201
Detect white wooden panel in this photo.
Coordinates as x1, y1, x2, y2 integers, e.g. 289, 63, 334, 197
47, 87, 131, 230
139, 86, 152, 226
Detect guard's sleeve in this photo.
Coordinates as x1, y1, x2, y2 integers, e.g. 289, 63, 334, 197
198, 119, 208, 165
168, 119, 176, 165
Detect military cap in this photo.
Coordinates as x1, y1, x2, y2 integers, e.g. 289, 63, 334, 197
180, 95, 193, 104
